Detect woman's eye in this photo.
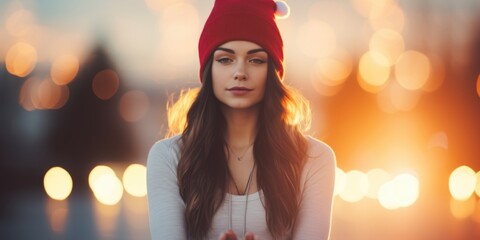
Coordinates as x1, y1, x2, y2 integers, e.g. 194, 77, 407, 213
216, 58, 232, 64
250, 58, 266, 64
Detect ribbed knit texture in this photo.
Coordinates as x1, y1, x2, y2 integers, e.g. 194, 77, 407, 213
198, 0, 285, 81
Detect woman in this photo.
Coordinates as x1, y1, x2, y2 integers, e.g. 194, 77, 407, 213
147, 0, 336, 239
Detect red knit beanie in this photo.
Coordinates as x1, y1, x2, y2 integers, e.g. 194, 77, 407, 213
198, 0, 289, 82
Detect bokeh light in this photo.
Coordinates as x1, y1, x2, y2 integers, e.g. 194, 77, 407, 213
119, 90, 150, 122
392, 173, 420, 207
43, 167, 73, 201
35, 79, 67, 110
5, 9, 35, 37
378, 173, 420, 209
311, 48, 353, 87
19, 77, 70, 111
5, 42, 37, 77
89, 165, 124, 205
369, 2, 405, 32
312, 58, 348, 87
19, 77, 39, 111
365, 168, 391, 199
122, 164, 147, 197
36, 79, 61, 109
51, 54, 79, 86
449, 165, 477, 200
92, 69, 120, 100
310, 49, 353, 97
358, 51, 390, 92
334, 167, 346, 196
369, 28, 404, 66
297, 20, 336, 59
89, 165, 115, 190
395, 51, 431, 90
339, 170, 368, 202
378, 181, 400, 209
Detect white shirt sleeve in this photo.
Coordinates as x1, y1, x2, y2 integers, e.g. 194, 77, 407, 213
292, 136, 336, 240
147, 136, 187, 240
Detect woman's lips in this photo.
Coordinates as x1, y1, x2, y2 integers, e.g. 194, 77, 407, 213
227, 86, 252, 96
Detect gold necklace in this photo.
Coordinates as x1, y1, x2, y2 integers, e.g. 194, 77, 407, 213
227, 143, 254, 161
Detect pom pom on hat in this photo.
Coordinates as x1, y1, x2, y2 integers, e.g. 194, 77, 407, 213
274, 0, 290, 19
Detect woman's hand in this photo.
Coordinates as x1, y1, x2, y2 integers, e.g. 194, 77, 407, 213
218, 229, 237, 240
243, 232, 259, 240
218, 230, 259, 240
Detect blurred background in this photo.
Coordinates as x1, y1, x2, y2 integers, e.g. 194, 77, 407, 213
1, 0, 480, 239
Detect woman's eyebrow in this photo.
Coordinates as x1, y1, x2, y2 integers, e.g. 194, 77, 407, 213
215, 47, 235, 54
247, 48, 266, 54
215, 47, 266, 55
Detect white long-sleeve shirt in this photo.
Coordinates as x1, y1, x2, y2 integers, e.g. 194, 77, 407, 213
147, 135, 336, 239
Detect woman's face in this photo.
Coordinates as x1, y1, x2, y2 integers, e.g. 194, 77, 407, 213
211, 40, 268, 111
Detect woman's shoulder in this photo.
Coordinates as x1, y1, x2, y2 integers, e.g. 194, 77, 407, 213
150, 134, 182, 152
298, 135, 336, 191
303, 135, 336, 170
305, 135, 335, 159
147, 134, 182, 168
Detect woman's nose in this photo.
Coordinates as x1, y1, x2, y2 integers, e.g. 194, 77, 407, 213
234, 72, 247, 80
233, 63, 248, 81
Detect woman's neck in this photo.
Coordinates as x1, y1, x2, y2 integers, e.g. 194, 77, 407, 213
222, 106, 259, 147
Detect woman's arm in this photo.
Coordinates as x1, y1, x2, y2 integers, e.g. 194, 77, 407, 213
147, 137, 187, 239
292, 138, 336, 239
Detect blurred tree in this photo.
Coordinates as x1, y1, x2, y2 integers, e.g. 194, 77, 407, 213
46, 44, 138, 191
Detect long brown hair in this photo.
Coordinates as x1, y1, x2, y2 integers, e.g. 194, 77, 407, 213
175, 58, 310, 239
